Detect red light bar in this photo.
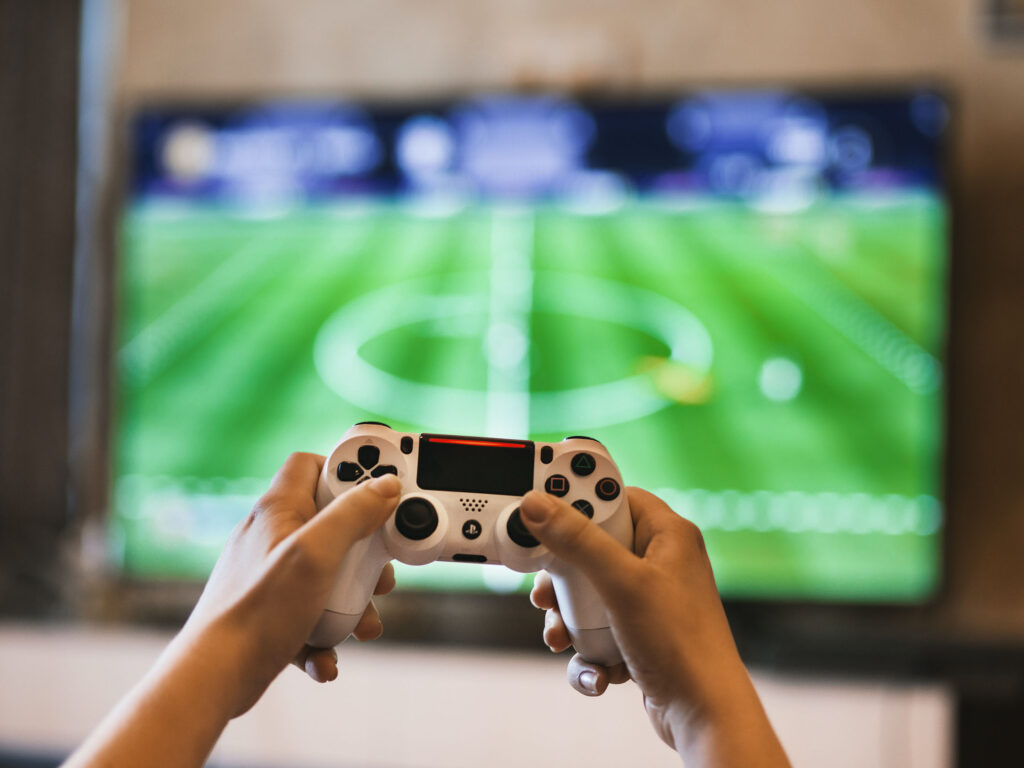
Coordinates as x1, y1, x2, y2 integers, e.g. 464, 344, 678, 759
427, 437, 529, 449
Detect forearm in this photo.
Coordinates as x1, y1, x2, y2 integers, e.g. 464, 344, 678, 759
64, 622, 246, 768
670, 668, 790, 768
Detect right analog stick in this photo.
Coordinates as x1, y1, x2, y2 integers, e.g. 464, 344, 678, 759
394, 497, 438, 541
506, 508, 540, 549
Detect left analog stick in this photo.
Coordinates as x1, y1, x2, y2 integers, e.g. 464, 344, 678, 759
394, 498, 438, 541
506, 508, 540, 548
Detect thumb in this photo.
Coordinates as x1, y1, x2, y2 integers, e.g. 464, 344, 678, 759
519, 491, 639, 601
293, 474, 402, 571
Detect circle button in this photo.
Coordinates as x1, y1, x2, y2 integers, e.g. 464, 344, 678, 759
595, 477, 620, 501
394, 498, 438, 541
462, 519, 482, 540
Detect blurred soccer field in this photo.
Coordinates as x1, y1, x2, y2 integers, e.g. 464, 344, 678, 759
113, 194, 945, 600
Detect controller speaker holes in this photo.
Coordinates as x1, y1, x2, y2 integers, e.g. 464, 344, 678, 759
459, 497, 488, 513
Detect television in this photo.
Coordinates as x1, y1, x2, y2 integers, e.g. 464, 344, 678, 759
112, 89, 949, 602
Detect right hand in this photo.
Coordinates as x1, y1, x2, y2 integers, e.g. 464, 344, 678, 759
520, 487, 788, 764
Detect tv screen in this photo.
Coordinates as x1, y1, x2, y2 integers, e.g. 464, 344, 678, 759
113, 89, 948, 601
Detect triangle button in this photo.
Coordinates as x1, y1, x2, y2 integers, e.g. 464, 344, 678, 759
570, 452, 596, 476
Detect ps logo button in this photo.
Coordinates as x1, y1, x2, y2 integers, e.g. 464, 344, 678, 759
462, 519, 482, 540
571, 499, 594, 519
570, 452, 596, 476
545, 474, 569, 497
337, 461, 363, 482
358, 445, 380, 469
596, 477, 620, 501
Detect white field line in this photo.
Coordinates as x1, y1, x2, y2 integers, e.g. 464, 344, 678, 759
728, 217, 943, 395
485, 208, 534, 437
641, 207, 941, 395
655, 487, 941, 537
117, 472, 941, 539
780, 259, 940, 395
758, 216, 942, 394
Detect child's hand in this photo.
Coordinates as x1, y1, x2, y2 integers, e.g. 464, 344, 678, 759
185, 452, 401, 717
521, 487, 789, 765
65, 454, 404, 768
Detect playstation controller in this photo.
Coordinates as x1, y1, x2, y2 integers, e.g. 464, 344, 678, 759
307, 422, 634, 666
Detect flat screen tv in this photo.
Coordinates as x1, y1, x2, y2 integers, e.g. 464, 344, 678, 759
113, 89, 949, 602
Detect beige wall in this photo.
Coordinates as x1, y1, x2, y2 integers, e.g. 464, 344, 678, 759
114, 0, 1024, 639
120, 0, 971, 92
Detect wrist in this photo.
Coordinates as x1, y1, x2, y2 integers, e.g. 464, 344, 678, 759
167, 614, 258, 721
663, 664, 782, 765
659, 649, 758, 748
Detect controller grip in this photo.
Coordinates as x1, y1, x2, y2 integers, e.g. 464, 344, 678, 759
566, 626, 622, 667
549, 506, 634, 667
307, 532, 391, 649
550, 569, 624, 666
308, 608, 366, 648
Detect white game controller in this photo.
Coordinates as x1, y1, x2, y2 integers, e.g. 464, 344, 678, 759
308, 422, 634, 666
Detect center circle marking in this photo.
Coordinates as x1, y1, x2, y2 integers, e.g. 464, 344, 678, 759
313, 271, 714, 433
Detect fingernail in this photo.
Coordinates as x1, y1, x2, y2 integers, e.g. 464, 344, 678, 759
304, 656, 321, 681
521, 492, 557, 524
330, 648, 338, 663
366, 473, 401, 498
578, 670, 598, 694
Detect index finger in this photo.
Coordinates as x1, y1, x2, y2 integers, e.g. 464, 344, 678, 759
257, 452, 326, 523
291, 474, 402, 572
626, 486, 701, 560
268, 452, 325, 497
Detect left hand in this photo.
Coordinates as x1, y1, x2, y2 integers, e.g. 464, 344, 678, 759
183, 452, 402, 717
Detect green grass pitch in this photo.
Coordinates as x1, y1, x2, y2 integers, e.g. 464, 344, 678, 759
112, 194, 946, 601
